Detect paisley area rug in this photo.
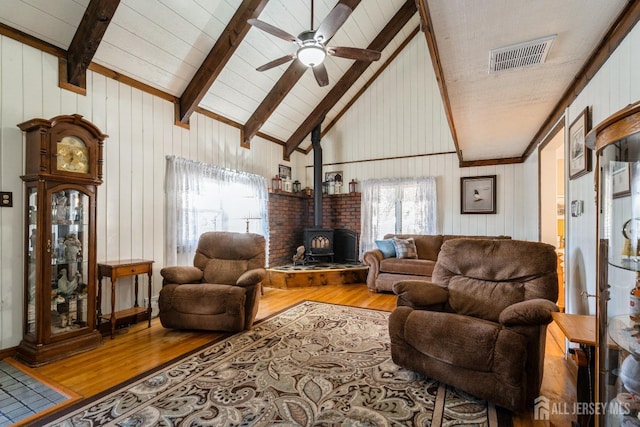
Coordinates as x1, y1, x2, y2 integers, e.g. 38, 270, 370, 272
44, 301, 512, 426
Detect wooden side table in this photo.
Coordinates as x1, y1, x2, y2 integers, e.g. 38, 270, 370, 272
551, 312, 596, 346
551, 312, 596, 427
97, 259, 154, 339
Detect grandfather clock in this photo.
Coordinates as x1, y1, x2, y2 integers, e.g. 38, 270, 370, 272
17, 114, 106, 366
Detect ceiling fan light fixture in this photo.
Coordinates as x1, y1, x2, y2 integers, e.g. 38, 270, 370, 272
297, 44, 326, 67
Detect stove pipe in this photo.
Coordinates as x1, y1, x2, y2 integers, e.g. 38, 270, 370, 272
311, 123, 322, 228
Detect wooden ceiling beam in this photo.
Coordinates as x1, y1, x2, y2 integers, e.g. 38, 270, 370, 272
284, 0, 417, 159
241, 0, 362, 149
62, 0, 120, 90
242, 61, 308, 148
177, 0, 270, 125
415, 0, 462, 165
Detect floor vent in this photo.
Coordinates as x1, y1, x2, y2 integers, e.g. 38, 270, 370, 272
489, 35, 556, 73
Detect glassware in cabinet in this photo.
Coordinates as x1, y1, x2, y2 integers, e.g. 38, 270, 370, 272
16, 114, 106, 366
588, 101, 640, 425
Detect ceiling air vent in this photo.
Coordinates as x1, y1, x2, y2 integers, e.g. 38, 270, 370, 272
489, 35, 556, 73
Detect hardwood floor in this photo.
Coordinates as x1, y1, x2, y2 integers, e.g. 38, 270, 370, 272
9, 284, 576, 426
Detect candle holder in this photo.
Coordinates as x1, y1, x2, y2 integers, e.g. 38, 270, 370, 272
349, 178, 358, 194
271, 174, 282, 191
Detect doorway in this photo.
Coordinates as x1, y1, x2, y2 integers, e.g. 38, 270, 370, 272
539, 121, 565, 311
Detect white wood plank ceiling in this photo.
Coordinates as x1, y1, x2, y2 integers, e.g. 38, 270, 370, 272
0, 0, 632, 161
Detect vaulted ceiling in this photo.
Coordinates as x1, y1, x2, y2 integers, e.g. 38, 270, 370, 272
0, 0, 637, 164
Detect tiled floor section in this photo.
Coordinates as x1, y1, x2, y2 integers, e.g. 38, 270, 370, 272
0, 360, 67, 426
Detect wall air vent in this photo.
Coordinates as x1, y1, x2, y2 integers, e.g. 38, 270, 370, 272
489, 35, 556, 73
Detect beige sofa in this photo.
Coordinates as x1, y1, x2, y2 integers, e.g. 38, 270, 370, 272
362, 234, 509, 292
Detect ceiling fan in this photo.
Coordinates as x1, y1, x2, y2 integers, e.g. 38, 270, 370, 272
248, 1, 382, 87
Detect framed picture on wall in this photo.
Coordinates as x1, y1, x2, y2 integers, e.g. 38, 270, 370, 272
460, 175, 496, 214
278, 164, 291, 179
612, 162, 631, 198
569, 107, 592, 180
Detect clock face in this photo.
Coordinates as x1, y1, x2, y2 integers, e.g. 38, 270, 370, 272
623, 218, 640, 239
57, 136, 89, 173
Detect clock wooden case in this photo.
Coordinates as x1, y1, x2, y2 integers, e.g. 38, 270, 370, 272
17, 114, 107, 366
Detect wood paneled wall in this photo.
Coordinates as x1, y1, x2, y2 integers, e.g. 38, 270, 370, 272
0, 31, 537, 351
564, 23, 640, 317
312, 35, 534, 241
0, 36, 301, 350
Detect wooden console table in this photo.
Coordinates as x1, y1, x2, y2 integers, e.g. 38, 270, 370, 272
97, 259, 154, 339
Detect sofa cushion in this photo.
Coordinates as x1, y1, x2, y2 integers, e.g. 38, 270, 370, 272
393, 237, 418, 259
375, 239, 397, 258
405, 310, 499, 372
448, 276, 525, 322
380, 258, 436, 276
385, 234, 443, 261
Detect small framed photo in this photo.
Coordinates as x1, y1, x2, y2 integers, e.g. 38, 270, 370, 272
278, 164, 291, 179
461, 175, 496, 214
569, 107, 592, 180
612, 162, 631, 198
325, 171, 343, 183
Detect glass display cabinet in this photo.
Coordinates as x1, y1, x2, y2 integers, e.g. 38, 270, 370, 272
587, 101, 640, 426
17, 114, 107, 366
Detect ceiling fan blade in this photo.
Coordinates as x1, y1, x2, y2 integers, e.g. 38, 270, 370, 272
312, 63, 329, 87
328, 46, 382, 62
256, 55, 295, 72
314, 4, 352, 42
248, 19, 298, 43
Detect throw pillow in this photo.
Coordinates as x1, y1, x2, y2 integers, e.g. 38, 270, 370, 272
393, 237, 418, 259
375, 239, 396, 258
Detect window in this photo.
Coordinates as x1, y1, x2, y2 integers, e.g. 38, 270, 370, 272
359, 177, 437, 257
165, 156, 268, 266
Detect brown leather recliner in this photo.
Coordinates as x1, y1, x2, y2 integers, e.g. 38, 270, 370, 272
389, 238, 559, 412
159, 231, 266, 332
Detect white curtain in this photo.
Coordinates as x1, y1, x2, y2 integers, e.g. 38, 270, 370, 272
165, 156, 269, 266
359, 177, 437, 258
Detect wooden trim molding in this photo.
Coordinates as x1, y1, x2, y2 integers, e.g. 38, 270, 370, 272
459, 157, 524, 167
0, 22, 66, 58
0, 346, 16, 360
88, 63, 177, 103
537, 117, 566, 241
303, 150, 457, 168
523, 0, 640, 160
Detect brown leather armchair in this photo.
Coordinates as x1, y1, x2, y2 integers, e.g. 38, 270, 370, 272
159, 231, 266, 332
389, 238, 559, 412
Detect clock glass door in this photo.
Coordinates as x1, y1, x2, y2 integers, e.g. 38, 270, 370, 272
50, 187, 90, 335
26, 186, 37, 336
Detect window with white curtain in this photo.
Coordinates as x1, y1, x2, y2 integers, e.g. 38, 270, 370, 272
165, 156, 269, 266
359, 177, 438, 257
